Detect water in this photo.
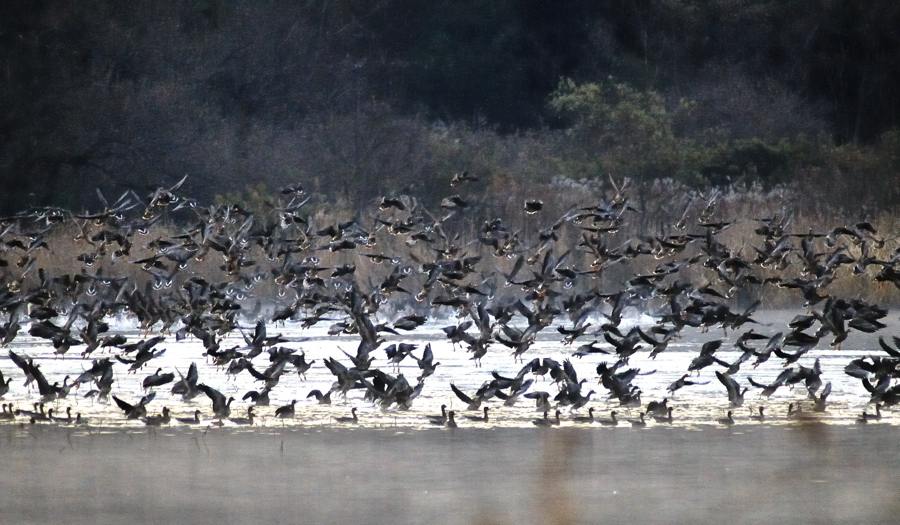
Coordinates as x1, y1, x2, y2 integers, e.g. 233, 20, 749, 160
0, 309, 892, 428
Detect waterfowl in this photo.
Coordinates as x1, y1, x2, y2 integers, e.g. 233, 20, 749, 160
197, 384, 233, 419
716, 371, 748, 408
749, 406, 766, 422
532, 410, 561, 427
307, 389, 332, 405
142, 407, 171, 426
275, 400, 297, 419
653, 407, 674, 424
230, 407, 255, 425
445, 411, 458, 428
176, 410, 203, 425
142, 368, 175, 390
717, 411, 735, 425
573, 407, 595, 423
334, 407, 359, 424
646, 398, 669, 418
427, 405, 448, 425
464, 406, 490, 423
597, 411, 619, 426
629, 412, 647, 428
113, 393, 156, 419
786, 403, 803, 420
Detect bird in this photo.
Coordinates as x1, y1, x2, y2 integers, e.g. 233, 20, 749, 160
573, 407, 595, 423
628, 412, 647, 428
142, 407, 171, 426
653, 407, 674, 424
112, 393, 156, 419
176, 410, 203, 425
532, 410, 561, 427
445, 411, 458, 428
716, 371, 748, 408
597, 411, 619, 426
426, 405, 449, 425
230, 407, 255, 425
275, 400, 297, 419
717, 411, 735, 425
464, 406, 490, 423
334, 407, 359, 424
142, 368, 174, 390
749, 406, 766, 422
307, 389, 332, 405
197, 384, 233, 419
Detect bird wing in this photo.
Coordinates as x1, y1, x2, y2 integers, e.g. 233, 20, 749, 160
450, 383, 473, 404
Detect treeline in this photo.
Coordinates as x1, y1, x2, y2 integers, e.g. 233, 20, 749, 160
1, 1, 899, 215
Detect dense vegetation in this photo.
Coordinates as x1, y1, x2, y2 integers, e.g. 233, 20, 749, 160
2, 1, 899, 217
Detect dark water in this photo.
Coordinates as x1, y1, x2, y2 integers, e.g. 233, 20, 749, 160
1, 423, 897, 525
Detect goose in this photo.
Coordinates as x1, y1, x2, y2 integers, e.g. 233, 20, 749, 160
597, 410, 619, 427
629, 412, 647, 428
50, 407, 73, 424
142, 368, 174, 390
230, 407, 255, 425
334, 407, 359, 424
653, 407, 674, 424
716, 371, 748, 408
786, 403, 804, 420
197, 384, 233, 419
464, 406, 490, 423
176, 410, 203, 425
573, 407, 595, 423
113, 393, 156, 419
717, 410, 735, 425
142, 407, 171, 426
749, 406, 766, 422
445, 411, 458, 428
275, 400, 297, 419
426, 404, 448, 425
646, 398, 669, 418
532, 410, 561, 427
307, 389, 332, 405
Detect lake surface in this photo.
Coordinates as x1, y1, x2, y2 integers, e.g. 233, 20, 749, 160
0, 309, 893, 428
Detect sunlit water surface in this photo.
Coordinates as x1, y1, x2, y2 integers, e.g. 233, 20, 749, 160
0, 309, 895, 430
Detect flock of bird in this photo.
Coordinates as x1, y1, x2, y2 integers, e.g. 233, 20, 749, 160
1, 173, 900, 429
